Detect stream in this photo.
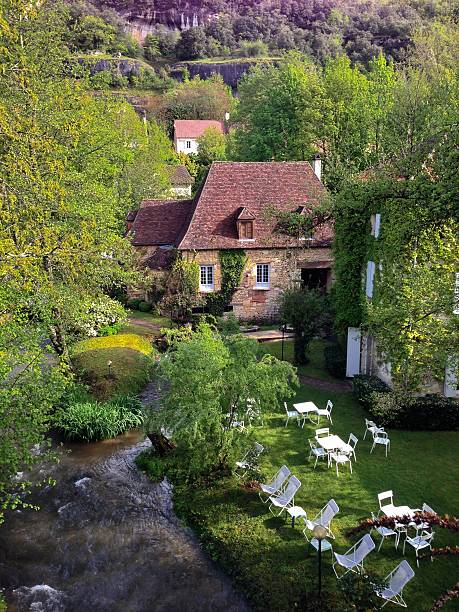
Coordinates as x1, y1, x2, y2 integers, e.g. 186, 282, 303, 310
0, 413, 249, 611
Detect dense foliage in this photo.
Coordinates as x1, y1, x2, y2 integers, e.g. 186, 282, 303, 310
353, 375, 459, 430
96, 0, 459, 66
205, 250, 247, 316
147, 324, 298, 480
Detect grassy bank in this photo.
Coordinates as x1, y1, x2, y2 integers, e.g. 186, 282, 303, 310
142, 383, 459, 611
72, 333, 155, 399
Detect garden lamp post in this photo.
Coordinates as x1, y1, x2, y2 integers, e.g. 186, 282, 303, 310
312, 524, 327, 599
280, 324, 287, 360
107, 360, 112, 378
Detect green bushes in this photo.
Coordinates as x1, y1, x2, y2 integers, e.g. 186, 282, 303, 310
138, 300, 152, 312
324, 344, 346, 378
353, 375, 459, 430
55, 395, 143, 441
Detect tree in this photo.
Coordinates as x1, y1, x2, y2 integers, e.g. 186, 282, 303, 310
0, 0, 170, 517
278, 288, 330, 364
155, 75, 234, 133
233, 54, 326, 161
151, 324, 298, 479
175, 27, 208, 60
194, 126, 227, 185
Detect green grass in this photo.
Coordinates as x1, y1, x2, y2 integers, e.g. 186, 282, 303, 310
71, 333, 155, 400
261, 339, 336, 381
166, 385, 459, 611
121, 313, 173, 338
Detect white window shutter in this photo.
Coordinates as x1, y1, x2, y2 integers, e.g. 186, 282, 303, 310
454, 272, 459, 315
374, 213, 381, 238
366, 261, 375, 298
346, 327, 361, 377
444, 359, 457, 397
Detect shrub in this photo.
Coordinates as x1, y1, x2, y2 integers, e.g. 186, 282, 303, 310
55, 397, 143, 441
127, 298, 142, 310
352, 374, 391, 410
98, 322, 123, 336
324, 344, 346, 378
138, 300, 152, 312
370, 392, 459, 431
77, 295, 127, 337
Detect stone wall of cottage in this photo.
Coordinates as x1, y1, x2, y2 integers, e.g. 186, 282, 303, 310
182, 247, 333, 322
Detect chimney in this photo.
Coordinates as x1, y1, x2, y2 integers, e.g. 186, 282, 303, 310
312, 154, 322, 182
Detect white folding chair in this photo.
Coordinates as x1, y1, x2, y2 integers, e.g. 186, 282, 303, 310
329, 449, 353, 476
410, 502, 437, 532
363, 418, 383, 440
371, 429, 391, 456
303, 499, 339, 539
344, 433, 358, 462
370, 512, 399, 550
378, 490, 395, 517
284, 402, 300, 427
375, 560, 415, 608
332, 534, 375, 578
315, 427, 330, 439
316, 399, 333, 425
268, 475, 301, 516
235, 442, 264, 478
403, 530, 434, 567
308, 439, 328, 468
259, 465, 291, 503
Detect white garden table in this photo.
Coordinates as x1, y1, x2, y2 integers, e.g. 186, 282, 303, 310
293, 401, 318, 427
315, 434, 348, 453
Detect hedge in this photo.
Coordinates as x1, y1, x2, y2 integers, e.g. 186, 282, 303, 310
353, 375, 459, 431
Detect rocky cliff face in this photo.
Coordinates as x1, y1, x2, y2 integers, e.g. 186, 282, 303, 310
95, 1, 219, 38
171, 59, 277, 90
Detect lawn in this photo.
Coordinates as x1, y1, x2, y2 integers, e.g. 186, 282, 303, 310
121, 311, 172, 338
261, 338, 337, 382
169, 385, 459, 611
71, 333, 155, 399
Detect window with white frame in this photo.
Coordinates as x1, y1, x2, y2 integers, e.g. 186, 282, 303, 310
370, 213, 381, 238
186, 140, 192, 149
200, 265, 214, 291
256, 263, 270, 289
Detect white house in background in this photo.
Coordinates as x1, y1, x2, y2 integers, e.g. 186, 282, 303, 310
346, 212, 458, 398
173, 119, 226, 154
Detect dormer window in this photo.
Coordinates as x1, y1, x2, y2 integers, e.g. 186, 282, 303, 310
236, 207, 256, 240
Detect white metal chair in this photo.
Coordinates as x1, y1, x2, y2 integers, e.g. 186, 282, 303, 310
332, 534, 375, 578
410, 502, 437, 532
343, 433, 358, 462
308, 439, 328, 468
375, 560, 415, 608
303, 499, 339, 539
259, 465, 291, 503
268, 475, 301, 516
284, 402, 300, 427
316, 399, 333, 425
363, 418, 383, 440
371, 429, 391, 456
315, 427, 330, 439
329, 450, 353, 476
235, 442, 264, 478
370, 512, 399, 550
377, 490, 395, 517
403, 530, 434, 567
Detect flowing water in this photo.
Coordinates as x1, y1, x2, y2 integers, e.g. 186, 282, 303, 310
0, 430, 249, 611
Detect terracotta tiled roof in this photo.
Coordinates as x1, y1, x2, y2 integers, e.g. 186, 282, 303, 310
167, 165, 194, 186
131, 199, 193, 246
174, 120, 225, 139
178, 162, 331, 250
237, 207, 256, 220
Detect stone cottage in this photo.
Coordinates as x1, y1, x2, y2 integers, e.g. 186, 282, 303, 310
128, 161, 333, 321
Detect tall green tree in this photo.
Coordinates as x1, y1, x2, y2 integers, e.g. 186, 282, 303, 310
233, 54, 326, 161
